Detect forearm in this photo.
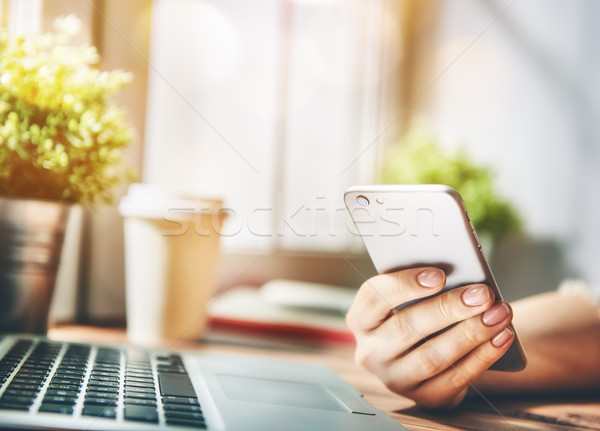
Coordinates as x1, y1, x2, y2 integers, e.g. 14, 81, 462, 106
473, 290, 600, 395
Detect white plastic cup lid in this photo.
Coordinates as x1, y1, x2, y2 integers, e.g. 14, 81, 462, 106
119, 183, 223, 221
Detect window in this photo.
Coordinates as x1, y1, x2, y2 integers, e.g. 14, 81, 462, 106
143, 0, 396, 254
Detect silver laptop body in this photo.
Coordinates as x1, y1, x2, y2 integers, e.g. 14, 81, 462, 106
0, 334, 404, 430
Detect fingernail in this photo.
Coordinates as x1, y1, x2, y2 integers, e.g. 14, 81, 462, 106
482, 302, 511, 326
417, 268, 444, 288
491, 327, 514, 348
461, 284, 490, 307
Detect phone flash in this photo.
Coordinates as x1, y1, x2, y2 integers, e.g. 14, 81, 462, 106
356, 195, 369, 206
376, 198, 384, 204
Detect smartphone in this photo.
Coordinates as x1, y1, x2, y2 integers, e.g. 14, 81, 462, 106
344, 184, 526, 371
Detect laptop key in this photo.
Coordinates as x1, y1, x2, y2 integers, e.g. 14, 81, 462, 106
11, 377, 43, 385
158, 372, 196, 397
39, 402, 74, 414
0, 395, 35, 405
51, 378, 80, 385
124, 391, 156, 400
46, 389, 80, 398
162, 396, 200, 406
91, 371, 119, 378
16, 370, 48, 377
126, 371, 152, 378
57, 363, 86, 370
124, 381, 155, 389
85, 391, 118, 400
88, 379, 119, 387
165, 417, 207, 429
126, 368, 152, 376
86, 384, 118, 393
82, 404, 117, 419
124, 385, 155, 393
0, 401, 30, 411
92, 364, 117, 371
165, 410, 205, 421
88, 376, 119, 383
48, 383, 80, 393
54, 371, 85, 378
2, 388, 38, 397
124, 404, 159, 423
42, 395, 76, 405
125, 378, 154, 386
163, 403, 203, 413
4, 384, 39, 392
124, 398, 157, 407
84, 397, 118, 407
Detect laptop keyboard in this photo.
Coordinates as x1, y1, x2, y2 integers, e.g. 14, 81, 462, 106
0, 338, 207, 429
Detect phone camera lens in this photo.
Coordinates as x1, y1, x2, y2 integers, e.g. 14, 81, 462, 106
356, 195, 369, 206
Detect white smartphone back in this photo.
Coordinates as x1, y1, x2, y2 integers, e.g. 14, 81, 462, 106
344, 184, 526, 371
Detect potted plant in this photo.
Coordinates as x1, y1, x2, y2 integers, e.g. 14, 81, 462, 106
0, 15, 133, 333
381, 127, 522, 245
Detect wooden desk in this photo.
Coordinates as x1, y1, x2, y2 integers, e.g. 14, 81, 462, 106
48, 325, 600, 431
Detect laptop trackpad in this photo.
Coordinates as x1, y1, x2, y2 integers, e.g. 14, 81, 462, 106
217, 374, 346, 412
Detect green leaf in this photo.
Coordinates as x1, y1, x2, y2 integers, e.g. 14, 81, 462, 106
380, 128, 522, 244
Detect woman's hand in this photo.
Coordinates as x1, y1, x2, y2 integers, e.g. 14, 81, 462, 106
345, 267, 515, 409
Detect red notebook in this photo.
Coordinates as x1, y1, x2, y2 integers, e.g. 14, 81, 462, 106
207, 285, 355, 345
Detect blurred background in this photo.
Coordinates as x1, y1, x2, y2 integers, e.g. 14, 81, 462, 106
3, 0, 598, 325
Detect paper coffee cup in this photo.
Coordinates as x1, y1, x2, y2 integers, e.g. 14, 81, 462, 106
119, 183, 226, 344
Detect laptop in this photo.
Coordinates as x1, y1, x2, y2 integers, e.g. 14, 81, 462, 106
0, 334, 405, 430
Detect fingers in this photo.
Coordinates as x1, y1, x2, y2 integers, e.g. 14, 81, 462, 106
346, 268, 517, 409
380, 301, 513, 396
371, 284, 495, 364
411, 326, 515, 409
346, 267, 446, 333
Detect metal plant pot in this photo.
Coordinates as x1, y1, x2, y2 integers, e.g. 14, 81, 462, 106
0, 198, 71, 334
